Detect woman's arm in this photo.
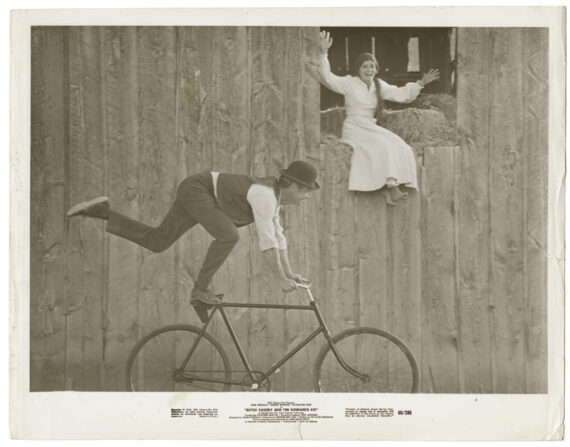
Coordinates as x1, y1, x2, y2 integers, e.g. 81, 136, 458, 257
380, 68, 440, 104
318, 30, 350, 95
379, 79, 423, 104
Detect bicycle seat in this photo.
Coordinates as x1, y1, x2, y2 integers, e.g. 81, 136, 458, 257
191, 293, 225, 324
192, 302, 209, 323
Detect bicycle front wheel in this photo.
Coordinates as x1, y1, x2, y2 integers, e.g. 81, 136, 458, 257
313, 327, 420, 393
126, 324, 232, 392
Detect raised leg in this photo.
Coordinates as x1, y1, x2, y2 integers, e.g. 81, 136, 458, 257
106, 202, 197, 253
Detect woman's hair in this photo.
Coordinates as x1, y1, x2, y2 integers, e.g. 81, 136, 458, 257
350, 52, 384, 125
350, 52, 379, 76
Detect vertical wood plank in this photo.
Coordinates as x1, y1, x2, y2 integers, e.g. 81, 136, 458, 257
30, 27, 68, 391
315, 137, 348, 391
102, 26, 141, 390
488, 28, 526, 393
355, 191, 389, 333
323, 138, 357, 336
455, 28, 493, 393
522, 28, 548, 393
136, 27, 179, 387
318, 138, 342, 334
65, 27, 108, 390
421, 146, 460, 393
63, 26, 86, 389
387, 160, 422, 382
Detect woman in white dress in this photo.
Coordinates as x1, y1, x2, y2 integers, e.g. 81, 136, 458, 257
318, 31, 440, 204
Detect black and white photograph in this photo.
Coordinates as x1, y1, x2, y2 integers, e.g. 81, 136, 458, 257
10, 5, 565, 441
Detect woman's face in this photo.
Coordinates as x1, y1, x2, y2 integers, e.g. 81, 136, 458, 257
358, 60, 377, 83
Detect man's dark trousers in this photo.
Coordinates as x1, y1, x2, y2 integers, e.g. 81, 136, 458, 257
106, 172, 240, 292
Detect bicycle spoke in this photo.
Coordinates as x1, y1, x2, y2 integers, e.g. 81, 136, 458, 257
138, 351, 174, 366
141, 371, 174, 379
127, 326, 232, 392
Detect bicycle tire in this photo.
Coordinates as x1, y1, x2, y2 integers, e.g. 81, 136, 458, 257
125, 324, 232, 392
313, 327, 420, 393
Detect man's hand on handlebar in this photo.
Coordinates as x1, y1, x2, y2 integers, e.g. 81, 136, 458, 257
280, 274, 311, 293
287, 272, 310, 284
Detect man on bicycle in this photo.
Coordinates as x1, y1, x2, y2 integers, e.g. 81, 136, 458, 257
67, 160, 319, 319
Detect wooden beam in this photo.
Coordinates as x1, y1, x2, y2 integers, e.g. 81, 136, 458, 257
455, 28, 494, 393
421, 146, 460, 393
30, 27, 68, 391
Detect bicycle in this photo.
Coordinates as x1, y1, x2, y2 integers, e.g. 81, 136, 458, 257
125, 284, 420, 392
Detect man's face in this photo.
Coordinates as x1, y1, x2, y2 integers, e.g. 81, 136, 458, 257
283, 183, 312, 205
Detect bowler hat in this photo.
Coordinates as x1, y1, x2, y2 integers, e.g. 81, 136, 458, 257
280, 160, 320, 190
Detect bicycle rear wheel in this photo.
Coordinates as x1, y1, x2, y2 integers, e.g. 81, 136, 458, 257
313, 327, 420, 393
126, 324, 232, 392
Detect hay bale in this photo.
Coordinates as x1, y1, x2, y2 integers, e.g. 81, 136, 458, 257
411, 93, 458, 123
386, 93, 458, 124
322, 107, 457, 148
384, 108, 458, 148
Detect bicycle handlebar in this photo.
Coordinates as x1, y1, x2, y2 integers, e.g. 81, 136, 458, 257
293, 282, 315, 302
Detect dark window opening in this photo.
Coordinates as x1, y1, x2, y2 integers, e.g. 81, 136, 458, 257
320, 27, 457, 111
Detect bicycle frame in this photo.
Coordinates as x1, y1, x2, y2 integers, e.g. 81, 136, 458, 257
178, 285, 369, 388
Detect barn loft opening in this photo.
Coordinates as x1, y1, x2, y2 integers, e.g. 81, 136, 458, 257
320, 27, 457, 111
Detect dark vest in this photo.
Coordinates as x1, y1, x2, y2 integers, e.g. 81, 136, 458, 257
216, 173, 280, 227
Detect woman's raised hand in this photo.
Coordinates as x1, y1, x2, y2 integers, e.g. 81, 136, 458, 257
319, 30, 333, 55
419, 68, 441, 86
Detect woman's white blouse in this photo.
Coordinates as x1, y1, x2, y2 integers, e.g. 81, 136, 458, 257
319, 54, 423, 118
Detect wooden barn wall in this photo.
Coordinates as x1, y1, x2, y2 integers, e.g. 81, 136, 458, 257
31, 26, 547, 393
30, 26, 320, 392
454, 28, 548, 393
318, 28, 547, 394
